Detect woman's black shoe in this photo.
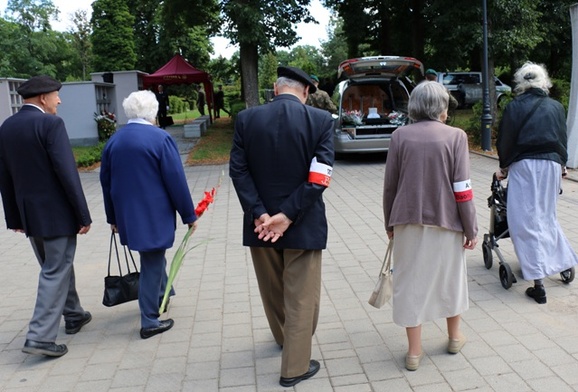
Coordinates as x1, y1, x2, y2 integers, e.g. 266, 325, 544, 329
525, 286, 547, 304
140, 319, 174, 339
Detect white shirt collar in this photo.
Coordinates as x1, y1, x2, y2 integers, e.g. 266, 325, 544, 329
23, 103, 44, 113
127, 118, 153, 125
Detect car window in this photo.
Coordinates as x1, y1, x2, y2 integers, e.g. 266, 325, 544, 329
442, 74, 459, 85
338, 79, 412, 117
443, 73, 481, 85
463, 74, 481, 84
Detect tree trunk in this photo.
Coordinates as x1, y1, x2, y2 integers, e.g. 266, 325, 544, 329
240, 42, 260, 108
376, 2, 392, 55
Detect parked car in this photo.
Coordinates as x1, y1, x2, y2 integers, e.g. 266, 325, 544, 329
332, 56, 424, 154
437, 71, 511, 108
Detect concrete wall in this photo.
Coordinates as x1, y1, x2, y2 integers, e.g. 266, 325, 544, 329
58, 82, 114, 147
0, 78, 25, 121
91, 70, 146, 126
0, 70, 146, 147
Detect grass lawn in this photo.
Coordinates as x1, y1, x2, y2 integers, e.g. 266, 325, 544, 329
172, 110, 203, 124
187, 117, 234, 165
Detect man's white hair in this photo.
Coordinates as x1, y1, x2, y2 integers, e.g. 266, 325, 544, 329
276, 76, 305, 90
123, 90, 159, 121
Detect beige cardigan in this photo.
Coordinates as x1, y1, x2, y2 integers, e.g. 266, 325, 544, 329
383, 120, 478, 240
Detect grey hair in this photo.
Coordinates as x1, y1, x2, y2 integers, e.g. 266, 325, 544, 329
123, 90, 159, 121
276, 76, 305, 91
408, 81, 449, 122
513, 61, 552, 95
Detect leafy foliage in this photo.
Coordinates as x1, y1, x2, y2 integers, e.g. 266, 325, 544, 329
91, 0, 136, 71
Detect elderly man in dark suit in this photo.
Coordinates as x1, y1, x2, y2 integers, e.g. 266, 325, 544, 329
0, 75, 93, 357
230, 66, 334, 387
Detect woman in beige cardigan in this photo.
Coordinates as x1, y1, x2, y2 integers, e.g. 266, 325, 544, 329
383, 81, 478, 371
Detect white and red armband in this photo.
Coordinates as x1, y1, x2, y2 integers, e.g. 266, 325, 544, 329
453, 179, 473, 202
308, 157, 332, 187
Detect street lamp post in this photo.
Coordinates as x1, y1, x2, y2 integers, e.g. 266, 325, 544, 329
481, 0, 493, 151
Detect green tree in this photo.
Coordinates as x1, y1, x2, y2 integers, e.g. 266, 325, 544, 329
68, 9, 92, 80
323, 0, 371, 58
1, 1, 73, 79
5, 0, 59, 31
127, 0, 162, 72
529, 0, 575, 78
220, 0, 315, 107
258, 52, 278, 90
320, 16, 348, 78
91, 0, 136, 72
208, 55, 237, 85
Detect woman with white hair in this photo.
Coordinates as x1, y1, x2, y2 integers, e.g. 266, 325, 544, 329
100, 90, 198, 338
496, 62, 578, 304
383, 81, 478, 371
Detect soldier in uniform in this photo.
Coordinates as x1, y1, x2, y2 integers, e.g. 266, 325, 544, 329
306, 75, 337, 114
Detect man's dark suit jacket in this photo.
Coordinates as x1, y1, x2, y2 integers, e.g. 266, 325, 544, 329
229, 94, 335, 250
0, 105, 92, 237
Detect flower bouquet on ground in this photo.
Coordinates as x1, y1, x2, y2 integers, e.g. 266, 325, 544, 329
342, 110, 363, 126
94, 110, 117, 141
159, 175, 222, 314
387, 111, 408, 126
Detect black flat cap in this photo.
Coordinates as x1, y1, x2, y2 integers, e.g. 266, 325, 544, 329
277, 66, 317, 94
17, 75, 62, 99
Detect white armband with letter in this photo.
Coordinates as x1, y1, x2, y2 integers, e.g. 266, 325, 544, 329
308, 157, 332, 187
453, 179, 473, 202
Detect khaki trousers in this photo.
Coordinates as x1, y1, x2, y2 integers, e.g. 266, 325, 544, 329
250, 247, 321, 378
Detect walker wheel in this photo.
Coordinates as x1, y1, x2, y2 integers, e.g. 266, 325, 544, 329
482, 237, 493, 270
499, 263, 514, 289
560, 267, 575, 284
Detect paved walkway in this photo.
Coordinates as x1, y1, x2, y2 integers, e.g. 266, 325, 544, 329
1, 132, 578, 391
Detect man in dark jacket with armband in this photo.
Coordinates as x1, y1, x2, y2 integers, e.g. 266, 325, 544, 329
229, 66, 334, 387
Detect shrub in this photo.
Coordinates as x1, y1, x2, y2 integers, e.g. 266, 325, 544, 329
168, 96, 190, 114
75, 142, 106, 168
551, 78, 570, 112
229, 99, 246, 120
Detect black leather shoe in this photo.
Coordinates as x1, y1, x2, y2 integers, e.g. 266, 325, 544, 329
22, 340, 68, 357
279, 359, 320, 387
140, 319, 174, 339
526, 286, 547, 304
65, 311, 92, 334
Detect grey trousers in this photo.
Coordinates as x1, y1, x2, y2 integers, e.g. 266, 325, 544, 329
27, 236, 85, 342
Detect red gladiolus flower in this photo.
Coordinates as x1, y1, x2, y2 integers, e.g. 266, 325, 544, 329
195, 188, 216, 217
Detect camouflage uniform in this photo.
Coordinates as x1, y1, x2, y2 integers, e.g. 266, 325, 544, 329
307, 89, 337, 114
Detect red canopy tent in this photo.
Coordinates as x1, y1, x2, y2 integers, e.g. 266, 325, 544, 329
142, 54, 214, 120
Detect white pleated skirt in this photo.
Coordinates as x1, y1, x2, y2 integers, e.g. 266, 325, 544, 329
392, 224, 469, 327
507, 159, 578, 280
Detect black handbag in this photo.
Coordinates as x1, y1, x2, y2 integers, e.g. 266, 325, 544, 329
160, 116, 174, 127
102, 232, 140, 307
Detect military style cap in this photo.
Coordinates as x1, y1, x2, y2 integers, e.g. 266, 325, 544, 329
277, 66, 317, 94
17, 75, 62, 99
310, 74, 320, 83
425, 68, 437, 76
